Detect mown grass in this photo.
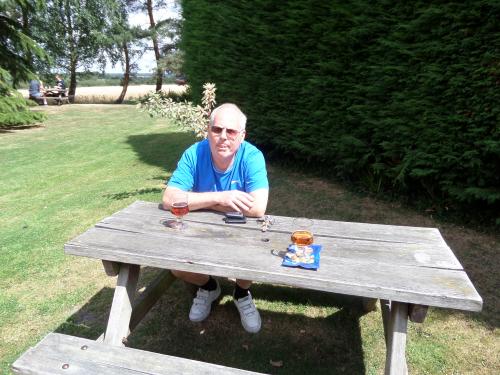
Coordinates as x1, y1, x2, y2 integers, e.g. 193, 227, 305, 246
0, 105, 498, 374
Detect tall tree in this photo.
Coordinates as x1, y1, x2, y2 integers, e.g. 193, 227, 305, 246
0, 0, 46, 86
30, 0, 115, 100
128, 0, 181, 92
0, 0, 47, 127
97, 1, 145, 103
146, 0, 163, 91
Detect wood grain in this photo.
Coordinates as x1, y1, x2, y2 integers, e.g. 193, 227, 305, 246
384, 302, 409, 375
104, 264, 140, 346
12, 333, 267, 374
65, 201, 482, 311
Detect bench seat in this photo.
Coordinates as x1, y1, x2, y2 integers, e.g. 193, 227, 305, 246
45, 96, 70, 105
12, 333, 267, 375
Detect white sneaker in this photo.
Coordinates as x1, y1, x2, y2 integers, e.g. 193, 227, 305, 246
188, 280, 221, 322
234, 292, 261, 333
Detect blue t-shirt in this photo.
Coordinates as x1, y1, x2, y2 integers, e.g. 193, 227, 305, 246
29, 80, 41, 96
167, 139, 268, 193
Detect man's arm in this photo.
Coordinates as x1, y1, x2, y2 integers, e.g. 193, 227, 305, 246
163, 187, 268, 217
244, 188, 268, 217
210, 188, 268, 217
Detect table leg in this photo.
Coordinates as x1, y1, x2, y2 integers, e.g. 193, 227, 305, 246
104, 264, 140, 346
382, 300, 409, 375
102, 260, 120, 276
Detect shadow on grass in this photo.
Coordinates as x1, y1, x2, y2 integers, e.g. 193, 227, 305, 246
103, 187, 164, 201
126, 131, 195, 172
435, 228, 499, 330
0, 124, 45, 133
55, 270, 367, 375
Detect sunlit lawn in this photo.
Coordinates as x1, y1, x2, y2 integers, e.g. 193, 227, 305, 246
0, 104, 498, 374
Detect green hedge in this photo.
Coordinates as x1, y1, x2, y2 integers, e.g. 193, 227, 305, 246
181, 0, 500, 224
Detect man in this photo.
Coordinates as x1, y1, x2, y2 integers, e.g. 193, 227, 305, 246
28, 79, 47, 105
163, 103, 269, 333
55, 74, 66, 95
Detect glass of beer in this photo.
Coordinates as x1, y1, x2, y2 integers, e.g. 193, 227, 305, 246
169, 191, 189, 230
291, 217, 314, 259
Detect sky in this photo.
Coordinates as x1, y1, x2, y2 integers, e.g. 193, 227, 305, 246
102, 2, 180, 74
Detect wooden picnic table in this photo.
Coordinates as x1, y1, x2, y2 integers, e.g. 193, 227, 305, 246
13, 200, 483, 374
42, 87, 70, 105
44, 87, 66, 97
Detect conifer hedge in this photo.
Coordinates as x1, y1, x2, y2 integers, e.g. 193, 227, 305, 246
181, 0, 500, 224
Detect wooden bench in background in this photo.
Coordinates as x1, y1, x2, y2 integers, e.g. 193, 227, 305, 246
12, 333, 266, 375
45, 95, 71, 105
29, 91, 73, 105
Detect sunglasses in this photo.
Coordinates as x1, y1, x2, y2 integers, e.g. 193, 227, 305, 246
210, 125, 243, 140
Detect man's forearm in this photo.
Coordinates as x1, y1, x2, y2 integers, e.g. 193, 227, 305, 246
163, 187, 266, 216
163, 188, 222, 211
184, 191, 225, 211
200, 203, 265, 218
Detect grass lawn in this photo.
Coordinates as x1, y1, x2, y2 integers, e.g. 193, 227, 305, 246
0, 105, 498, 374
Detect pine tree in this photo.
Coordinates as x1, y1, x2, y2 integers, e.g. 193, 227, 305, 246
0, 0, 46, 127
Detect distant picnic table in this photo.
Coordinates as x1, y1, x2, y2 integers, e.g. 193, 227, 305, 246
13, 200, 482, 375
43, 87, 70, 105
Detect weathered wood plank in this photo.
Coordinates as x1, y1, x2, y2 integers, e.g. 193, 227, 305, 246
65, 227, 482, 311
12, 333, 267, 374
102, 260, 120, 276
408, 304, 429, 323
95, 211, 463, 270
95, 270, 176, 342
122, 200, 446, 245
384, 302, 409, 375
104, 264, 140, 346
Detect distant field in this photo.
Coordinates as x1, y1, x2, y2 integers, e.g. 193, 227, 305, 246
18, 84, 186, 103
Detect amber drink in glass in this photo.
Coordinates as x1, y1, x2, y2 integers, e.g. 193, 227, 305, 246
169, 191, 189, 230
291, 218, 314, 259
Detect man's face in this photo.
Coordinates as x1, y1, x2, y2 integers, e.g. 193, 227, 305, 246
208, 109, 246, 163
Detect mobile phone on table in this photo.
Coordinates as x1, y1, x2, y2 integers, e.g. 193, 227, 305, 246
224, 211, 247, 224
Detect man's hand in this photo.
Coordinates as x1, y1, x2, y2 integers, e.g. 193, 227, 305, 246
216, 190, 255, 212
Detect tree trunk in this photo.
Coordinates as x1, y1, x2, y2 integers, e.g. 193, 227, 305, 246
69, 58, 77, 103
146, 0, 162, 92
65, 4, 77, 103
116, 42, 130, 104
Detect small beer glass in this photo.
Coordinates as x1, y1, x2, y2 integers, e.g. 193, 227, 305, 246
168, 191, 189, 230
291, 217, 314, 259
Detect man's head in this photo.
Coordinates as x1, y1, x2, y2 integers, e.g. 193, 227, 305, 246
208, 103, 247, 169
55, 74, 61, 80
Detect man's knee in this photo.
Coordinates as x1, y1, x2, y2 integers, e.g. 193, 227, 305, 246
171, 269, 187, 279
236, 279, 252, 289
171, 269, 209, 285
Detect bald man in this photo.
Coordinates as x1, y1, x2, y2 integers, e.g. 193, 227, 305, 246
163, 103, 269, 333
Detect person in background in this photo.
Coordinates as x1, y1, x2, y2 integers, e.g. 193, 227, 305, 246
162, 103, 269, 333
28, 79, 47, 105
55, 74, 66, 95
